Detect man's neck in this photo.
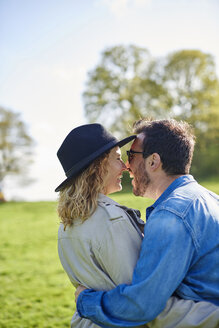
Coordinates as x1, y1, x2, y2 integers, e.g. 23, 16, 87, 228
146, 174, 183, 200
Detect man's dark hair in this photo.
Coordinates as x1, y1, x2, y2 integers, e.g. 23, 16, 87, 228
133, 119, 196, 175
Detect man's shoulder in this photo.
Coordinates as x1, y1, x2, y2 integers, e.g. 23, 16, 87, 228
156, 195, 193, 218
156, 181, 218, 218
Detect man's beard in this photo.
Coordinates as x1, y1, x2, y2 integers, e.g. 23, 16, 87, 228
133, 161, 151, 197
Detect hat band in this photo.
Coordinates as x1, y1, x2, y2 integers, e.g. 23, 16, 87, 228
65, 139, 117, 178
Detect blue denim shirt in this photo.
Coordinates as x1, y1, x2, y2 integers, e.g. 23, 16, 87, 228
77, 175, 219, 327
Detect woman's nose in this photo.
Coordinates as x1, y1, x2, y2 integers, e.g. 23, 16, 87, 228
121, 161, 127, 171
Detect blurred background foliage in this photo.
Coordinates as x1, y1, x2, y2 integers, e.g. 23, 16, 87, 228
0, 107, 34, 199
83, 45, 219, 180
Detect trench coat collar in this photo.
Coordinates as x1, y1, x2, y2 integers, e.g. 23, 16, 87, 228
98, 193, 119, 206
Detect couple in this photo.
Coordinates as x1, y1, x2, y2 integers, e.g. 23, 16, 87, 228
56, 119, 219, 327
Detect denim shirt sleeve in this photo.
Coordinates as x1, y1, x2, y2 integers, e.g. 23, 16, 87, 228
77, 210, 196, 327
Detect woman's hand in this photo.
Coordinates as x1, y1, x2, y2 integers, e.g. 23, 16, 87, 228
75, 285, 87, 303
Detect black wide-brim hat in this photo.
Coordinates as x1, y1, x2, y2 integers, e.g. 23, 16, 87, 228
55, 123, 136, 192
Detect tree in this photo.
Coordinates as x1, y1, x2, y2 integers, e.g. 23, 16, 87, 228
83, 45, 219, 178
161, 50, 219, 177
83, 45, 172, 137
0, 106, 34, 198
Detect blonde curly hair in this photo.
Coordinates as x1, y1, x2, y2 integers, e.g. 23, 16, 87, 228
57, 152, 110, 229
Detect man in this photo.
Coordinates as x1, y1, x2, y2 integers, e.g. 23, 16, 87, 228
75, 119, 219, 327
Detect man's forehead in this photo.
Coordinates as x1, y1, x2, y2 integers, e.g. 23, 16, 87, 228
131, 133, 144, 149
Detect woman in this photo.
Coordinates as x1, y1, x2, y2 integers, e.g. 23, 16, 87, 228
56, 124, 219, 328
56, 123, 145, 327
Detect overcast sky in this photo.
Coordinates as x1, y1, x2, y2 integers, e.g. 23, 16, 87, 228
1, 0, 219, 201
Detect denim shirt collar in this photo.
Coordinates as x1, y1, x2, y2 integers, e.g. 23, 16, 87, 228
146, 174, 195, 220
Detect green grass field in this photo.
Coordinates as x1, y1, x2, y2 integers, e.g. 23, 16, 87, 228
0, 180, 218, 327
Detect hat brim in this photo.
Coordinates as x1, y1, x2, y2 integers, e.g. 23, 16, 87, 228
55, 134, 136, 192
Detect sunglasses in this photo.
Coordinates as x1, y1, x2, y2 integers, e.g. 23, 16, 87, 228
126, 150, 144, 163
